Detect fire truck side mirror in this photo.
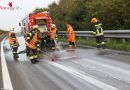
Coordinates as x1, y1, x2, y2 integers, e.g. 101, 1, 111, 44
19, 23, 21, 26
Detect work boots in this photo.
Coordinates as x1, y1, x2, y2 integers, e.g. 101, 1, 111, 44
31, 59, 36, 64
35, 59, 39, 63
31, 59, 39, 64
69, 45, 72, 49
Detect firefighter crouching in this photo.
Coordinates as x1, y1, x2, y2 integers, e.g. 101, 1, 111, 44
8, 29, 19, 59
26, 26, 43, 64
25, 25, 38, 56
66, 23, 76, 49
91, 18, 105, 49
50, 24, 58, 50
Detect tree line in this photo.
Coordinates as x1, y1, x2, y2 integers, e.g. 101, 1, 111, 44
34, 0, 130, 31
0, 29, 8, 35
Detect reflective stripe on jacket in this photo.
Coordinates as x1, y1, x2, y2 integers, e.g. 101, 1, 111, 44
8, 37, 19, 46
93, 22, 104, 36
26, 32, 34, 42
26, 33, 40, 49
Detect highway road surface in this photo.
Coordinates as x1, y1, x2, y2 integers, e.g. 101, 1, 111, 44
0, 37, 130, 90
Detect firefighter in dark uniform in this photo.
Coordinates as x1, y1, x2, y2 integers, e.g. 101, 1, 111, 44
39, 25, 48, 51
91, 18, 105, 49
26, 26, 43, 64
25, 25, 38, 56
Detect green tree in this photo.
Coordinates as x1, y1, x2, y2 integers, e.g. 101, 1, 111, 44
34, 0, 130, 30
33, 8, 49, 13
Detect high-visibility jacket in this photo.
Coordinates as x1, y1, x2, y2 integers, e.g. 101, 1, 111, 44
50, 28, 58, 39
93, 21, 104, 36
26, 33, 40, 49
8, 37, 19, 46
26, 31, 35, 42
67, 25, 75, 42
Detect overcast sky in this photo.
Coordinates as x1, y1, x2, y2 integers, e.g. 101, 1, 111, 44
0, 0, 59, 32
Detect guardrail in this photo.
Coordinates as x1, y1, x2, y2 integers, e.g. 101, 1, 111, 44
58, 30, 130, 38
58, 30, 130, 43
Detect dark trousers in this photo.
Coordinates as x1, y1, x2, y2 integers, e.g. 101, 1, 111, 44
11, 46, 18, 58
69, 41, 76, 46
40, 38, 46, 51
26, 46, 29, 56
28, 48, 38, 60
46, 39, 54, 50
51, 39, 55, 48
96, 35, 105, 47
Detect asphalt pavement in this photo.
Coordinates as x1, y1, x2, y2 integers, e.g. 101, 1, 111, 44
1, 37, 130, 90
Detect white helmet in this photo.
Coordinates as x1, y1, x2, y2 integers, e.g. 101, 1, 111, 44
10, 27, 14, 31
33, 25, 38, 29
51, 24, 56, 28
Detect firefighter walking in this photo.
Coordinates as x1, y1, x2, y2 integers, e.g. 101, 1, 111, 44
67, 23, 76, 49
91, 18, 105, 49
26, 26, 43, 64
8, 28, 19, 60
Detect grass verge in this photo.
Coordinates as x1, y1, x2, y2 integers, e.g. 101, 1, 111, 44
59, 37, 130, 52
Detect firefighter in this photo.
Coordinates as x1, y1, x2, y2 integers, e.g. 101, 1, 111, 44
26, 27, 43, 64
8, 27, 14, 37
50, 24, 58, 50
39, 25, 48, 51
45, 28, 52, 51
8, 30, 19, 59
66, 23, 76, 49
25, 25, 38, 56
91, 17, 105, 49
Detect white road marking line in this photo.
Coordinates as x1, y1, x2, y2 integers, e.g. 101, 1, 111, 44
46, 61, 119, 90
1, 38, 13, 90
74, 58, 130, 83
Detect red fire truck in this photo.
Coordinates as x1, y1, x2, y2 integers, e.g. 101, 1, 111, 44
19, 11, 52, 36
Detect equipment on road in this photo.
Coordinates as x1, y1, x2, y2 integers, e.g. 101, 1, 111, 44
39, 50, 55, 61
54, 39, 60, 51
18, 50, 26, 54
66, 48, 75, 52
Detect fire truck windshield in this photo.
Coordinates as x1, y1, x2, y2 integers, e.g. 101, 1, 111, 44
36, 19, 47, 25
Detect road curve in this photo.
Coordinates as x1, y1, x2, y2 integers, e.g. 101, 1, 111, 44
1, 36, 130, 90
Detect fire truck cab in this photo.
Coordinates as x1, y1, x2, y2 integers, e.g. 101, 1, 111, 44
19, 11, 52, 36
